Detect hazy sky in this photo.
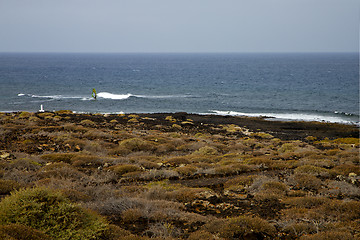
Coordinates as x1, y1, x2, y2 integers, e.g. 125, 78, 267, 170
0, 0, 358, 53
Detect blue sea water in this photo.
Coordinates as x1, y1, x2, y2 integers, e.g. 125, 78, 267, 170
0, 53, 359, 124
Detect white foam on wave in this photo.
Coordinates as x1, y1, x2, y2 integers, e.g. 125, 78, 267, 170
210, 110, 359, 125
97, 92, 132, 100
18, 93, 84, 100
135, 94, 194, 99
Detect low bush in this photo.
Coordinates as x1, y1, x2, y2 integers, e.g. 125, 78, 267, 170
260, 181, 289, 195
175, 165, 198, 176
37, 162, 86, 180
287, 173, 322, 191
79, 119, 96, 127
278, 142, 297, 153
0, 223, 50, 240
109, 164, 142, 176
164, 156, 191, 167
71, 154, 102, 168
299, 230, 354, 240
0, 179, 22, 195
332, 164, 360, 175
283, 222, 317, 237
214, 163, 253, 175
194, 146, 218, 155
323, 180, 360, 198
0, 187, 108, 239
40, 153, 76, 164
224, 175, 259, 192
113, 138, 156, 155
188, 230, 218, 240
320, 199, 360, 221
204, 215, 276, 239
283, 196, 330, 209
121, 208, 143, 223
294, 165, 332, 178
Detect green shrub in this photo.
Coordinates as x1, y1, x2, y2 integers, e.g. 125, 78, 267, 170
0, 187, 108, 240
332, 138, 359, 145
0, 223, 50, 240
18, 111, 31, 119
251, 132, 274, 139
278, 143, 296, 153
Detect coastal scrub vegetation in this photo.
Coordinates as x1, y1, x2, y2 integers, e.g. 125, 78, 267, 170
0, 111, 359, 239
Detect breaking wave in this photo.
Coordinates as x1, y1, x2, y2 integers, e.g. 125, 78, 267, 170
210, 110, 359, 125
18, 92, 195, 101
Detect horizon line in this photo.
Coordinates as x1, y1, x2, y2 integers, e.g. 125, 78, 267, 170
0, 51, 358, 55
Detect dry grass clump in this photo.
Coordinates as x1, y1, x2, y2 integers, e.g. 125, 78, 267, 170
224, 175, 259, 193
332, 163, 360, 176
299, 230, 354, 240
109, 164, 142, 176
71, 154, 102, 168
112, 138, 156, 156
259, 181, 289, 195
0, 179, 22, 195
40, 153, 76, 163
175, 165, 198, 176
287, 173, 323, 191
322, 180, 360, 198
214, 163, 254, 176
203, 215, 276, 239
294, 165, 332, 178
0, 223, 50, 240
79, 119, 97, 127
283, 196, 330, 209
37, 162, 87, 180
164, 156, 191, 167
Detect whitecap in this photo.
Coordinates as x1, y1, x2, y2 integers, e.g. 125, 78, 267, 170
97, 92, 132, 100
209, 110, 358, 125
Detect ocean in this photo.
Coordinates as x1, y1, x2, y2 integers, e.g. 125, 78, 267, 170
0, 53, 358, 125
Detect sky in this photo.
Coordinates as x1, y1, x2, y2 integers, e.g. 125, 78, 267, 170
0, 0, 358, 53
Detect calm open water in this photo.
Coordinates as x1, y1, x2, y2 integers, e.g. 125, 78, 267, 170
0, 53, 358, 124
